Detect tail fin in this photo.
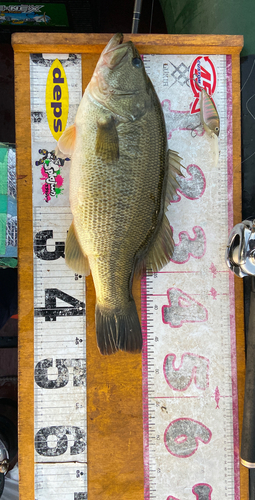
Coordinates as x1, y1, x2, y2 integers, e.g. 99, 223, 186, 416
95, 300, 142, 355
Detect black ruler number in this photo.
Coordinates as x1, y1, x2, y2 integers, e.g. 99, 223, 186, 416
34, 230, 65, 260
34, 229, 85, 320
35, 288, 85, 321
35, 425, 86, 456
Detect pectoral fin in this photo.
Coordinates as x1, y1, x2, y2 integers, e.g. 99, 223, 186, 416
56, 124, 76, 157
96, 116, 119, 162
65, 221, 90, 276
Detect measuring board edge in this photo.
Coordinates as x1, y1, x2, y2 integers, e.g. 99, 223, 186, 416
227, 53, 240, 498
14, 51, 35, 499
11, 33, 244, 55
231, 53, 249, 498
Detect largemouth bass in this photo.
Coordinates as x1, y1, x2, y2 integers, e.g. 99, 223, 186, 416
57, 33, 183, 355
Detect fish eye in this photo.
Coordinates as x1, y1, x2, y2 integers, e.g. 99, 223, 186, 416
132, 57, 142, 68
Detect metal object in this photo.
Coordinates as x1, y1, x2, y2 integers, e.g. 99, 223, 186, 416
131, 0, 142, 33
225, 219, 255, 277
0, 439, 9, 475
0, 460, 9, 475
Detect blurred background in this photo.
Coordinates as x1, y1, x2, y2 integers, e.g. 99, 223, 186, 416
0, 0, 254, 497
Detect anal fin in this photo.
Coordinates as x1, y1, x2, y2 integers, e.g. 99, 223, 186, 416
65, 221, 90, 276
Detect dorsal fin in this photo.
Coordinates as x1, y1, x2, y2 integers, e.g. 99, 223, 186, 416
135, 149, 185, 276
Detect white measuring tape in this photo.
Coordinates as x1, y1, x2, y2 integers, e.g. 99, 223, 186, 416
30, 50, 239, 500
142, 54, 239, 500
31, 53, 87, 500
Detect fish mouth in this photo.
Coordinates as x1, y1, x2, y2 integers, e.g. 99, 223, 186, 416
102, 33, 134, 69
104, 33, 124, 51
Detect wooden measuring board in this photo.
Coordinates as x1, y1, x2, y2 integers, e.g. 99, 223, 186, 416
12, 34, 246, 500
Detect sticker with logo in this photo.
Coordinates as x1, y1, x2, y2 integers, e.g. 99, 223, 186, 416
35, 148, 70, 203
189, 56, 217, 115
46, 59, 69, 141
0, 3, 69, 27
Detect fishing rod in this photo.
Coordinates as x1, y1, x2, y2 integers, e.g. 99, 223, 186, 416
131, 0, 142, 34
131, 0, 155, 35
226, 220, 255, 492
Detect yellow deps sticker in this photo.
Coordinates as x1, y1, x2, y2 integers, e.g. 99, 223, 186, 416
46, 59, 69, 141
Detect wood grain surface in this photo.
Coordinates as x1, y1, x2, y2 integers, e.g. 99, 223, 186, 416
14, 51, 34, 499
12, 33, 243, 55
12, 34, 246, 500
86, 275, 143, 500
82, 54, 144, 499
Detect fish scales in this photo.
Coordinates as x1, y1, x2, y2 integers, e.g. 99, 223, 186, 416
72, 100, 165, 304
57, 33, 183, 355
